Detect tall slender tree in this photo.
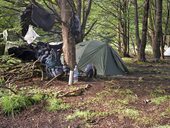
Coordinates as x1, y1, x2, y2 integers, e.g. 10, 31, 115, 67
162, 0, 170, 58
134, 0, 141, 59
153, 0, 163, 61
139, 0, 150, 61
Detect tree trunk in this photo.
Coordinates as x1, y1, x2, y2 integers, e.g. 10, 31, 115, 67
118, 23, 122, 54
139, 0, 150, 62
75, 0, 93, 43
162, 0, 170, 59
121, 0, 129, 57
134, 0, 141, 59
61, 0, 76, 85
153, 0, 162, 61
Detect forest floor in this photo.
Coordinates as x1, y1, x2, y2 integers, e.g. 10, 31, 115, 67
0, 57, 170, 128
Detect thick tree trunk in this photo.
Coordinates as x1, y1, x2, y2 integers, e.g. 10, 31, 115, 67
139, 0, 150, 62
61, 0, 76, 85
153, 0, 162, 61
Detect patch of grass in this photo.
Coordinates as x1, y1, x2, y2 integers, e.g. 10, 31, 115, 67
153, 125, 170, 128
136, 116, 156, 125
118, 108, 140, 120
151, 95, 170, 105
122, 57, 133, 64
66, 110, 96, 121
0, 77, 5, 85
151, 88, 166, 97
46, 98, 70, 112
0, 94, 32, 116
161, 107, 170, 117
0, 55, 21, 65
31, 93, 45, 103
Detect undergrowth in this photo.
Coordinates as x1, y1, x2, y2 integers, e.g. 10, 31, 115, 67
0, 94, 31, 116
0, 87, 70, 116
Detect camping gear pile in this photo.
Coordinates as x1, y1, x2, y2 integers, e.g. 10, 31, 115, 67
7, 42, 64, 79
7, 40, 129, 80
35, 42, 64, 78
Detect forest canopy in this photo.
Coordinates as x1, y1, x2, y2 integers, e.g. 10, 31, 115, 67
0, 0, 170, 61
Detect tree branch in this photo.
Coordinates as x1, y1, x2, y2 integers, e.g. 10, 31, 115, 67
84, 20, 97, 38
81, 0, 92, 34
0, 84, 17, 94
0, 5, 21, 12
42, 0, 62, 23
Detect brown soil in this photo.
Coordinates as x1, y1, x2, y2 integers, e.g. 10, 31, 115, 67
0, 59, 170, 128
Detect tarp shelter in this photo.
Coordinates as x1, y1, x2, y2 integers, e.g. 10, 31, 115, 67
76, 40, 129, 76
164, 47, 170, 56
21, 3, 55, 36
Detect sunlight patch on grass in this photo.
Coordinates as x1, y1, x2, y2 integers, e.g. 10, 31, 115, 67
31, 93, 45, 103
151, 95, 170, 105
118, 108, 140, 120
66, 109, 111, 122
161, 107, 170, 118
136, 116, 156, 126
46, 98, 70, 112
153, 125, 170, 128
122, 57, 133, 64
151, 88, 166, 97
66, 110, 96, 121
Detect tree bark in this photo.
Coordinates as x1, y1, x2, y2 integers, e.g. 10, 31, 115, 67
61, 0, 76, 85
120, 0, 129, 57
139, 0, 150, 61
134, 0, 141, 59
153, 0, 162, 61
75, 0, 93, 43
162, 0, 170, 59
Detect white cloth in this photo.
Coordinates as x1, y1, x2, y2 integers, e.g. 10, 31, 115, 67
24, 25, 40, 44
164, 47, 170, 56
49, 41, 63, 45
3, 30, 8, 41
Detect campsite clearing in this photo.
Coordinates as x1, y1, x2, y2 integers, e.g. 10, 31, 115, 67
0, 58, 170, 128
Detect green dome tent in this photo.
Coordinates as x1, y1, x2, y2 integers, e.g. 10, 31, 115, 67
76, 40, 129, 76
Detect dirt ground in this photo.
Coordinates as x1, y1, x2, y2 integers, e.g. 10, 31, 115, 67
0, 58, 170, 128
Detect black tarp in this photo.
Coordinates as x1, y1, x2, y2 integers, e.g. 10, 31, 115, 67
21, 4, 55, 36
